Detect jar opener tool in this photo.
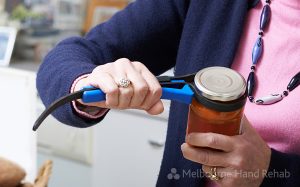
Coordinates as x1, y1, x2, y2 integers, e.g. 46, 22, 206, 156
33, 73, 198, 131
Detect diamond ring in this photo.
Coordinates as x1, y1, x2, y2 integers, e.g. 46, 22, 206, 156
118, 78, 131, 88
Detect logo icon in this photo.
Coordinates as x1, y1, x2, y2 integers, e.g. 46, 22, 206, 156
167, 168, 180, 180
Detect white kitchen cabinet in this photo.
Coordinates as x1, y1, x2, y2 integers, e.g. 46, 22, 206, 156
91, 104, 169, 187
0, 67, 37, 182
38, 99, 169, 187
36, 100, 94, 165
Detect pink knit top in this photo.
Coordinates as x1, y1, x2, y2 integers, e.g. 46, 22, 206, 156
206, 0, 300, 186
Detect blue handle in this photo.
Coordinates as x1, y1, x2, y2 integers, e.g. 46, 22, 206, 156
161, 84, 194, 104
82, 88, 106, 103
82, 82, 194, 104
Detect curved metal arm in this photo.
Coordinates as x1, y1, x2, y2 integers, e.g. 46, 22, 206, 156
32, 87, 98, 131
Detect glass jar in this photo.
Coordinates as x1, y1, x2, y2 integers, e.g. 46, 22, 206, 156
186, 67, 247, 136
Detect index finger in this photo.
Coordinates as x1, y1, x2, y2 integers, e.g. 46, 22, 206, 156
186, 132, 234, 152
181, 143, 230, 167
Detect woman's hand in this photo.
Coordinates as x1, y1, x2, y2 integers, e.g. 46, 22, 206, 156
181, 116, 271, 187
74, 58, 164, 115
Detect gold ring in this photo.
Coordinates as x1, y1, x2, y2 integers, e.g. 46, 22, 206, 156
206, 167, 221, 181
118, 78, 131, 88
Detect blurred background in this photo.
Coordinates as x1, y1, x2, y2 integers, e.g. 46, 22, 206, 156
0, 0, 172, 186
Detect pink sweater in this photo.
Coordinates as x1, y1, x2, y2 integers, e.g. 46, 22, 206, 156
207, 0, 300, 186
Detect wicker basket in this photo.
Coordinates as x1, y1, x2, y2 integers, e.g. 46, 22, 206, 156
0, 157, 52, 187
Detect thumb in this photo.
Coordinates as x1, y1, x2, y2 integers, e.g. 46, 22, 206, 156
240, 115, 254, 135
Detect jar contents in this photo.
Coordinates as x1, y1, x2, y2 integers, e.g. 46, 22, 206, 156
187, 99, 244, 136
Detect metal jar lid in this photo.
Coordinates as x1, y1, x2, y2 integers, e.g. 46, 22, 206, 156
194, 66, 246, 102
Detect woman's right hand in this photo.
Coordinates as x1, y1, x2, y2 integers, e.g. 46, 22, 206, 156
73, 58, 164, 115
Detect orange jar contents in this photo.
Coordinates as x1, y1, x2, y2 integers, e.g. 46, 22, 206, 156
186, 67, 247, 136
187, 99, 245, 136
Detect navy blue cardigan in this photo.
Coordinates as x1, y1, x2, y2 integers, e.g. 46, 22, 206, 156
37, 0, 300, 186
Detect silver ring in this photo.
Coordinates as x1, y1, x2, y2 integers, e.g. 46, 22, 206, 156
118, 78, 131, 88
206, 167, 221, 181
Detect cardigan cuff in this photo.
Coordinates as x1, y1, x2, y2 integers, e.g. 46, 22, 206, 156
260, 148, 300, 187
70, 74, 109, 119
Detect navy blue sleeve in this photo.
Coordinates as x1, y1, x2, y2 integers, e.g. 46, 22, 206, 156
36, 0, 189, 127
261, 148, 300, 187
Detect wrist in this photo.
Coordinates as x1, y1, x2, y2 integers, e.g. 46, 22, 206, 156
73, 75, 89, 93
70, 74, 109, 119
71, 74, 90, 106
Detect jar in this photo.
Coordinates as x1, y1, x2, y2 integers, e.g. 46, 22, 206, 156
186, 67, 247, 136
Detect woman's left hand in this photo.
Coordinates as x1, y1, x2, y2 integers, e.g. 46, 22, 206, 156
181, 116, 271, 187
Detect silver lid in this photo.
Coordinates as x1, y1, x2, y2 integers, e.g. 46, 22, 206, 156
194, 67, 246, 102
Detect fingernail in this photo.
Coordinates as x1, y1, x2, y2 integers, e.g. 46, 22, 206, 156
185, 135, 190, 143
181, 144, 185, 150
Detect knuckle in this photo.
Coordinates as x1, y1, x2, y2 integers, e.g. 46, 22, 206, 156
207, 135, 218, 147
130, 99, 143, 108
106, 87, 119, 96
142, 98, 154, 108
124, 88, 134, 97
106, 100, 117, 107
233, 156, 245, 169
136, 84, 149, 95
198, 150, 210, 165
117, 101, 131, 109
132, 61, 144, 68
150, 87, 162, 98
118, 105, 127, 110
105, 95, 118, 105
141, 103, 151, 111
92, 66, 102, 74
94, 64, 110, 72
116, 58, 131, 65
